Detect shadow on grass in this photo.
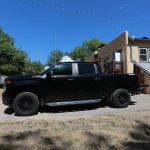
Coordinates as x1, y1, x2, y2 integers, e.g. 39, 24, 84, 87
85, 131, 117, 150
0, 121, 149, 150
84, 121, 150, 150
123, 121, 150, 150
0, 130, 73, 150
0, 130, 118, 150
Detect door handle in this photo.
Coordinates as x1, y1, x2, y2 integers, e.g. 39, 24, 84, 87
94, 78, 100, 80
67, 78, 75, 81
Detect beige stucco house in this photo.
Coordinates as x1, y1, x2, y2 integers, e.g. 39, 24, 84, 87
87, 31, 150, 93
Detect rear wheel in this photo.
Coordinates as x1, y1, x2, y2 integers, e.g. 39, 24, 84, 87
13, 92, 39, 116
111, 89, 130, 108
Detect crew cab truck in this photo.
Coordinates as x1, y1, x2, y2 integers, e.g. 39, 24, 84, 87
2, 62, 140, 116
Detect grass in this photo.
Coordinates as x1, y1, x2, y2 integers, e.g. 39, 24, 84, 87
0, 112, 150, 150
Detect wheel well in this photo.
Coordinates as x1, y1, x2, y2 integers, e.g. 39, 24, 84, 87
13, 88, 41, 102
112, 88, 130, 94
104, 87, 130, 102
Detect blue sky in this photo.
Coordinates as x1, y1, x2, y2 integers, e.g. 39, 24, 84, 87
0, 0, 150, 63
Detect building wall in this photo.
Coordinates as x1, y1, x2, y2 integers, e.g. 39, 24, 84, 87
131, 40, 150, 48
86, 53, 95, 62
126, 41, 150, 93
97, 31, 128, 73
144, 73, 150, 93
86, 31, 150, 93
126, 46, 139, 73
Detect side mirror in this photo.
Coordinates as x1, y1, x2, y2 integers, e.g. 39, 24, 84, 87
46, 71, 53, 79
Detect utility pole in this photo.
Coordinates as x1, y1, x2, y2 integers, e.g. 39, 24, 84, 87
54, 32, 57, 63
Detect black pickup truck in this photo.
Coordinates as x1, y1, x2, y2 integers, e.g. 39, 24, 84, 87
2, 62, 140, 116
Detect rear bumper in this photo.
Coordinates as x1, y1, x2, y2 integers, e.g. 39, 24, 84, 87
2, 91, 12, 106
140, 84, 149, 88
138, 84, 149, 94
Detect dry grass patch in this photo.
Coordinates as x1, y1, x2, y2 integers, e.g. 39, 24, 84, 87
0, 112, 150, 150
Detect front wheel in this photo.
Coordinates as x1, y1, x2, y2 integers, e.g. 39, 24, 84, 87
13, 92, 39, 116
111, 89, 130, 108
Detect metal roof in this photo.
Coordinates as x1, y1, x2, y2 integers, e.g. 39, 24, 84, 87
138, 63, 150, 74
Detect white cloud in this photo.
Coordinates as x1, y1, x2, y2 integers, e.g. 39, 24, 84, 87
120, 6, 124, 10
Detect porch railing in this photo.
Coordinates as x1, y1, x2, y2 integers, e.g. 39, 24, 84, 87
104, 61, 123, 73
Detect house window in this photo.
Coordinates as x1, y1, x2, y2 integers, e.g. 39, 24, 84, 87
139, 48, 148, 62
112, 52, 121, 61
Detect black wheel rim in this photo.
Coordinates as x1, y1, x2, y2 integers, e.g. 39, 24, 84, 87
18, 97, 34, 112
118, 93, 128, 104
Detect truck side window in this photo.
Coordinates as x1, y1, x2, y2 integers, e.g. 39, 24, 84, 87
52, 63, 72, 75
78, 63, 95, 75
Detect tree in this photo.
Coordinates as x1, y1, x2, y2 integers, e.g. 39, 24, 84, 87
47, 49, 63, 65
0, 27, 27, 75
70, 47, 86, 61
24, 58, 44, 74
82, 38, 105, 53
70, 38, 106, 61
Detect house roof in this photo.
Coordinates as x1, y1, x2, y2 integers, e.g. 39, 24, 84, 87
61, 55, 74, 62
137, 63, 150, 74
98, 43, 106, 48
128, 37, 150, 42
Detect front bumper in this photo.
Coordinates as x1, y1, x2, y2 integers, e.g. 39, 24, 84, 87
2, 91, 12, 106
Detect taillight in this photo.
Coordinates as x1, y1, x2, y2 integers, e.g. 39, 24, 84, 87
5, 80, 13, 85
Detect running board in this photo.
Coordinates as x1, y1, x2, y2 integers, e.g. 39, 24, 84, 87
45, 99, 102, 107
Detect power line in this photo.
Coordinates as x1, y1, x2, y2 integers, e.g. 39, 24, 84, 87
18, 0, 150, 24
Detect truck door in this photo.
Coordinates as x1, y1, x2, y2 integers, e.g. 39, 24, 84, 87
76, 63, 103, 99
45, 63, 77, 102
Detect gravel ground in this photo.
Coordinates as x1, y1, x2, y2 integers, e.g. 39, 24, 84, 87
0, 92, 150, 121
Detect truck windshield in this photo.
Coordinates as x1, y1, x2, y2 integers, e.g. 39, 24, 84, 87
39, 65, 55, 76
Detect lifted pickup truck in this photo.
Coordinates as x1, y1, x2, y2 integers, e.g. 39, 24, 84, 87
2, 62, 140, 116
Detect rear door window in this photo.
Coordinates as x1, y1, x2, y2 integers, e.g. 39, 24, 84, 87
78, 63, 95, 75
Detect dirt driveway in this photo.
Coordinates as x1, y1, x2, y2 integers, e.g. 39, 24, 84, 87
0, 92, 150, 121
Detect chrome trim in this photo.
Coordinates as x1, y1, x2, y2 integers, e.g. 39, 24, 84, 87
45, 99, 102, 106
72, 63, 76, 76
74, 63, 79, 75
94, 64, 98, 74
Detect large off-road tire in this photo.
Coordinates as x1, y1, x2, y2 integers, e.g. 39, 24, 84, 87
13, 92, 39, 116
111, 89, 130, 108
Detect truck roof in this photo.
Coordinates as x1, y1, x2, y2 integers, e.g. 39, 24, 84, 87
58, 61, 96, 64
